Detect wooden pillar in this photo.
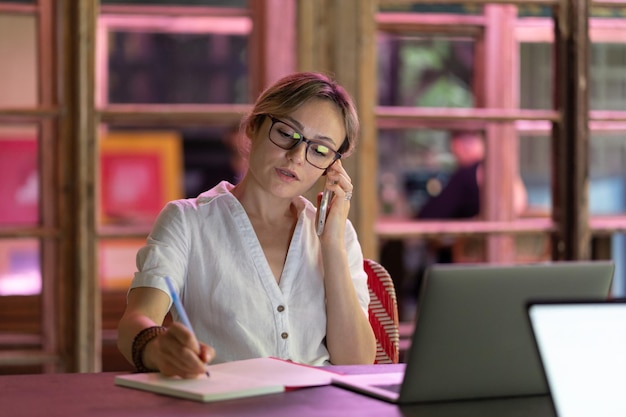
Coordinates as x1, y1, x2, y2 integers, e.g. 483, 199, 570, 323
483, 5, 518, 263
552, 0, 590, 260
38, 0, 60, 373
57, 0, 100, 372
248, 0, 296, 97
297, 0, 378, 259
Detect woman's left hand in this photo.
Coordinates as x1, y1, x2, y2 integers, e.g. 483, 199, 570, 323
318, 160, 353, 241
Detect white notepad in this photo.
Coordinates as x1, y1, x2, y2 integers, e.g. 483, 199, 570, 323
115, 357, 337, 402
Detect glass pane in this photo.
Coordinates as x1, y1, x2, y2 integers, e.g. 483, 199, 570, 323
378, 128, 452, 218
589, 132, 626, 215
518, 6, 553, 17
378, 34, 475, 107
0, 237, 41, 374
99, 238, 144, 290
180, 125, 246, 197
521, 40, 626, 112
0, 126, 40, 226
380, 128, 531, 219
377, 130, 444, 319
519, 133, 552, 215
590, 43, 626, 111
519, 43, 553, 110
0, 13, 37, 107
0, 238, 41, 296
590, 5, 626, 18
101, 0, 247, 6
107, 30, 248, 104
99, 124, 244, 227
378, 129, 546, 319
379, 3, 482, 14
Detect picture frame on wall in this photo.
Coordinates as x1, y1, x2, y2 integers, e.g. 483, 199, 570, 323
0, 138, 38, 226
99, 131, 183, 226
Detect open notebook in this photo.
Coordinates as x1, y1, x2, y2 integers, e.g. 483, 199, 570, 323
115, 357, 337, 402
332, 261, 614, 404
528, 299, 626, 417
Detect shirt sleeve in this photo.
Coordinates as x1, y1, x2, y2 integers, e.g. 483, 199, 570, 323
129, 200, 190, 306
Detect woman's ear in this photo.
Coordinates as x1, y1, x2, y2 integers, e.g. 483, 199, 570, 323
245, 115, 267, 143
245, 124, 256, 141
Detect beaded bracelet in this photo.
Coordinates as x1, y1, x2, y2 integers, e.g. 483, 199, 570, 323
131, 326, 167, 373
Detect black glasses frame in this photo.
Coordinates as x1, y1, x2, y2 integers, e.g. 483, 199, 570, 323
267, 115, 342, 170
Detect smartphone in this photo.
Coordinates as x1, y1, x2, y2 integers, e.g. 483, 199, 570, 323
316, 188, 333, 236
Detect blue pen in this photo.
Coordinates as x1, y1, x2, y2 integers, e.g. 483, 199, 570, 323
164, 276, 209, 376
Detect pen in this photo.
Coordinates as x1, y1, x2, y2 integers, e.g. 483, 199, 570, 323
164, 276, 210, 377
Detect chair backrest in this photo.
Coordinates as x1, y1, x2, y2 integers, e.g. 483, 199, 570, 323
364, 258, 400, 364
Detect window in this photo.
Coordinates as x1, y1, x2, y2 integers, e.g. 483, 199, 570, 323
2, 0, 625, 372
0, 2, 61, 374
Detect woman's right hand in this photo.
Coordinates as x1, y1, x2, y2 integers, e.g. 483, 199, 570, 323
145, 322, 215, 378
118, 287, 215, 378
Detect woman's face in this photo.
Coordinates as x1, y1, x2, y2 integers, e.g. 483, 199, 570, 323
247, 98, 346, 199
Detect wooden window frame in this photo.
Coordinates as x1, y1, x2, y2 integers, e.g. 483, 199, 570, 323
374, 1, 626, 264
374, 5, 557, 265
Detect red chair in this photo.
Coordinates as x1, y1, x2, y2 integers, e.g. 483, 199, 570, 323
364, 258, 400, 364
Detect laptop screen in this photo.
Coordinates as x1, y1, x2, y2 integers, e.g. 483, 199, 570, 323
528, 301, 626, 417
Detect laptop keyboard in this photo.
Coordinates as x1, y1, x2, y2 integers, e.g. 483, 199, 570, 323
373, 383, 402, 394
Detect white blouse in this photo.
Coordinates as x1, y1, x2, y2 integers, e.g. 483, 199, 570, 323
130, 181, 370, 365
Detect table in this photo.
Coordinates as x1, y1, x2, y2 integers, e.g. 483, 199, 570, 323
0, 364, 555, 417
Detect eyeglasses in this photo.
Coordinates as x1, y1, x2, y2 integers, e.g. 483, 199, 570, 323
267, 116, 342, 170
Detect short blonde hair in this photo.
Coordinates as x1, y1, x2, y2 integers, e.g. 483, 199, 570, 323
241, 72, 359, 157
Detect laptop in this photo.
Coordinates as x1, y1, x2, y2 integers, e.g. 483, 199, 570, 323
527, 299, 626, 417
332, 261, 614, 404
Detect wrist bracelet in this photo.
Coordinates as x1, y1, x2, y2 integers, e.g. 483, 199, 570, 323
131, 326, 167, 373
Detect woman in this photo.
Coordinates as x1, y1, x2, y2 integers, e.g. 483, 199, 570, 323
117, 72, 376, 378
